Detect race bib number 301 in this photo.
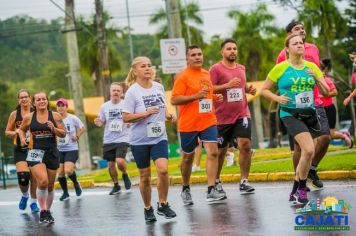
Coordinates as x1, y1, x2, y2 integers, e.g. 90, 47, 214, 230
227, 88, 243, 102
199, 99, 212, 113
26, 149, 45, 163
109, 120, 123, 132
295, 91, 313, 108
147, 121, 165, 138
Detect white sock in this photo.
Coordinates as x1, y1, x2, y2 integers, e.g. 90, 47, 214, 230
46, 191, 55, 210
31, 198, 37, 204
22, 192, 29, 198
215, 179, 220, 183
37, 189, 48, 210
240, 179, 248, 184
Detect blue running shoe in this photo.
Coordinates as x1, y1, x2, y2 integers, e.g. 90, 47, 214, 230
19, 196, 29, 210
30, 202, 40, 213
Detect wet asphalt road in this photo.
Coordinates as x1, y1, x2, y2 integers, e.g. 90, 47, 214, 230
0, 180, 355, 236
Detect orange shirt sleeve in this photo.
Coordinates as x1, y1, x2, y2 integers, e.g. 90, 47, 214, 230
171, 73, 186, 98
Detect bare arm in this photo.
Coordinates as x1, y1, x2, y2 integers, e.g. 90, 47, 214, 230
19, 113, 32, 146
260, 79, 290, 104
213, 78, 241, 93
5, 111, 17, 138
328, 88, 338, 97
122, 107, 160, 123
171, 89, 208, 105
51, 112, 66, 138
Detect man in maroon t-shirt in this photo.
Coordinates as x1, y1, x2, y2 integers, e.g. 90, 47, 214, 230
276, 20, 331, 195
210, 39, 257, 196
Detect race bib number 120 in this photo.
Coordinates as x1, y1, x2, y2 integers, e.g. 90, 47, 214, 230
199, 99, 212, 113
26, 149, 44, 163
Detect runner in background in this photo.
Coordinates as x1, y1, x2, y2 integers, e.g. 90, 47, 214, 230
94, 83, 132, 195
5, 89, 39, 212
319, 59, 353, 148
56, 98, 86, 201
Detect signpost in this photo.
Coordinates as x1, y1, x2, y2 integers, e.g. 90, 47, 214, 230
160, 38, 186, 74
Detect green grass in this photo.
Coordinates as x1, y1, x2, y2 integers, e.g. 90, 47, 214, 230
78, 146, 354, 182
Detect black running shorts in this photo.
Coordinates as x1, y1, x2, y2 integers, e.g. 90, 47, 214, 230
103, 143, 129, 162
217, 118, 252, 148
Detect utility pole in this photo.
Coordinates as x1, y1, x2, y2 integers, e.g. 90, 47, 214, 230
182, 0, 192, 45
165, 0, 182, 39
64, 0, 91, 169
95, 0, 111, 101
125, 0, 134, 62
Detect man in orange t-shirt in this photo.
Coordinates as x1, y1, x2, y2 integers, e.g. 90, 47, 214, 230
171, 45, 225, 204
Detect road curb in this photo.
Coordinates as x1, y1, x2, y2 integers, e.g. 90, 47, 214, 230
68, 170, 356, 189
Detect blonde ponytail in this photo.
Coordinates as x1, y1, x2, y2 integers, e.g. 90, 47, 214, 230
125, 56, 152, 87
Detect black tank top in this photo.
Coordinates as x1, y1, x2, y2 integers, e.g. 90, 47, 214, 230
14, 106, 33, 147
29, 110, 57, 150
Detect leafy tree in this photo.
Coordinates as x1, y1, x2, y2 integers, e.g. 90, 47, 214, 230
149, 0, 204, 46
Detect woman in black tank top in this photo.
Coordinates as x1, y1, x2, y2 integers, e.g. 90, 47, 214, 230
19, 91, 66, 224
5, 89, 39, 212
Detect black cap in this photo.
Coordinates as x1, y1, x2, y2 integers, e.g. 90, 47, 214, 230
286, 20, 303, 33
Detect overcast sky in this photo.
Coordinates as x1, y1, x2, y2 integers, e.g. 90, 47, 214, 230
0, 0, 349, 40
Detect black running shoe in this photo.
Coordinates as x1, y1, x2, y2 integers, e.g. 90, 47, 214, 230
109, 185, 121, 195
59, 192, 70, 201
144, 207, 157, 223
74, 183, 82, 197
47, 210, 55, 224
308, 169, 323, 189
157, 202, 177, 219
239, 180, 255, 194
122, 174, 132, 190
39, 210, 48, 223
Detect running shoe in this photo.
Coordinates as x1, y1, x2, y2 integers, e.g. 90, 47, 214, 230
157, 202, 177, 219
206, 187, 226, 202
215, 181, 227, 199
289, 193, 297, 205
307, 169, 323, 189
19, 195, 29, 210
74, 182, 82, 197
39, 210, 48, 223
109, 185, 121, 195
30, 202, 40, 213
144, 207, 157, 223
47, 210, 55, 224
180, 188, 194, 205
343, 131, 354, 148
59, 192, 70, 201
293, 187, 309, 205
122, 174, 132, 190
239, 179, 255, 194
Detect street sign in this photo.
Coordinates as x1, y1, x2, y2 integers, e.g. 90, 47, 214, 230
160, 38, 187, 74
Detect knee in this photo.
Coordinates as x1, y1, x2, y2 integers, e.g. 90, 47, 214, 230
207, 150, 218, 159
64, 168, 73, 176
303, 147, 314, 159
157, 167, 168, 177
17, 172, 30, 186
182, 154, 194, 164
140, 174, 151, 185
37, 178, 48, 189
116, 158, 126, 166
57, 170, 65, 177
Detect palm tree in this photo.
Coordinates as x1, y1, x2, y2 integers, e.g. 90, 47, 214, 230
228, 4, 279, 81
299, 0, 347, 59
149, 0, 204, 46
76, 14, 122, 96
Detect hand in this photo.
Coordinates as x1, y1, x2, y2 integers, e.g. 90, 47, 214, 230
277, 93, 291, 105
94, 117, 103, 127
46, 121, 55, 132
306, 69, 318, 79
20, 138, 28, 147
166, 113, 176, 122
215, 94, 223, 102
71, 135, 78, 142
195, 89, 209, 99
226, 78, 241, 88
247, 84, 257, 95
146, 107, 160, 116
343, 97, 351, 106
125, 123, 131, 128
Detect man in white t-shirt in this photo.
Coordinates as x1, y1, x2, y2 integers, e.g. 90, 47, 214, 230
56, 98, 86, 201
94, 82, 132, 195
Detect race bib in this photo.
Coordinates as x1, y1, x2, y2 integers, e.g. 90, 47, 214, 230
25, 131, 30, 143
147, 121, 165, 138
57, 135, 70, 146
295, 91, 313, 108
26, 149, 44, 163
109, 120, 123, 132
227, 88, 243, 102
199, 99, 212, 113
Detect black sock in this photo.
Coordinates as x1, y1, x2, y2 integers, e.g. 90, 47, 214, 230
58, 177, 68, 194
182, 185, 190, 191
298, 179, 307, 189
208, 185, 215, 194
68, 172, 78, 185
292, 180, 299, 194
310, 165, 317, 171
